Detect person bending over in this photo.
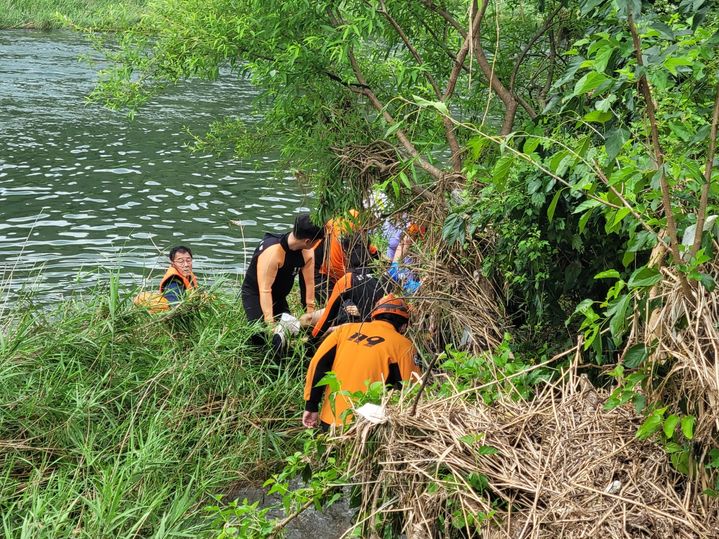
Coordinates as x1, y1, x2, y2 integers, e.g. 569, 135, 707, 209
308, 242, 389, 338
303, 294, 421, 429
242, 213, 324, 348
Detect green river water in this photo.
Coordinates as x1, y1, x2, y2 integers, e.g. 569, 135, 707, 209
0, 30, 310, 304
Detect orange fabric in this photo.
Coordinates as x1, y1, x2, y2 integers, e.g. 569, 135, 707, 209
319, 216, 377, 282
133, 291, 170, 313
304, 320, 420, 426
311, 273, 353, 338
407, 223, 426, 237
319, 219, 349, 282
159, 266, 197, 292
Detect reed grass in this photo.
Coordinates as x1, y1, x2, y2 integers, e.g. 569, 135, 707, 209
0, 283, 307, 538
0, 0, 147, 31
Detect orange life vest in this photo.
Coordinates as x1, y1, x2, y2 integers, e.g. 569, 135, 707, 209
159, 266, 198, 293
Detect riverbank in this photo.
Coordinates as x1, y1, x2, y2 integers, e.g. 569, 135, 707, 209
0, 286, 307, 537
0, 0, 147, 30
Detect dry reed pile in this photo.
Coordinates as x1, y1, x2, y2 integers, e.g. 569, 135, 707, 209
334, 364, 718, 538
407, 200, 505, 353
628, 254, 719, 448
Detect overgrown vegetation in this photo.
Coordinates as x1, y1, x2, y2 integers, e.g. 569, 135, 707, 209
0, 284, 307, 537
5, 0, 719, 536
0, 0, 147, 30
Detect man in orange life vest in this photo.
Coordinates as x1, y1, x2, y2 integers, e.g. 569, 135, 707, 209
302, 294, 421, 429
160, 245, 198, 304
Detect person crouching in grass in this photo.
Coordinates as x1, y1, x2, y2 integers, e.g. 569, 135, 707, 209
160, 245, 198, 304
133, 245, 198, 313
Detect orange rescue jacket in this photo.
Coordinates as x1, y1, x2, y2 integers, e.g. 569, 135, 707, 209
304, 319, 420, 426
159, 266, 198, 293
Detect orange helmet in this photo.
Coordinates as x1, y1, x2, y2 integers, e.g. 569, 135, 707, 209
371, 294, 410, 320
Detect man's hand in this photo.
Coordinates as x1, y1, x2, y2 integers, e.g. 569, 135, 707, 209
302, 410, 319, 428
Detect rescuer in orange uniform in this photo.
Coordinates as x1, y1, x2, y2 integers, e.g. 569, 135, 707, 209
308, 241, 389, 338
302, 295, 421, 429
310, 210, 379, 303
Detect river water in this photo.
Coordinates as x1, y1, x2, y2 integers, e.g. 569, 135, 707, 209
0, 30, 309, 305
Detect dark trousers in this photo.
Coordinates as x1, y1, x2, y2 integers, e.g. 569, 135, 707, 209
241, 291, 290, 323
241, 291, 290, 356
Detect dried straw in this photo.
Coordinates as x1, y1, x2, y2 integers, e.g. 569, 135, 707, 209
629, 250, 719, 448
332, 361, 718, 538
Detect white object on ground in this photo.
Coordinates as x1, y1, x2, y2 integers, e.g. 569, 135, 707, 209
605, 480, 622, 495
274, 313, 300, 336
355, 403, 387, 424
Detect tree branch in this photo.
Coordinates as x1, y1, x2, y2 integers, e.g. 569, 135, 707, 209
419, 0, 466, 37
376, 0, 463, 172
538, 28, 557, 109
509, 5, 562, 94
628, 14, 683, 268
423, 0, 533, 132
691, 82, 719, 256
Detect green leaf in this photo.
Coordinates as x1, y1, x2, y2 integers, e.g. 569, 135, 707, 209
412, 95, 449, 115
694, 272, 716, 292
612, 207, 631, 226
663, 414, 679, 439
573, 199, 602, 214
547, 189, 564, 222
664, 56, 693, 76
627, 266, 662, 289
623, 343, 648, 368
605, 128, 629, 161
681, 416, 695, 440
467, 136, 489, 161
608, 294, 631, 340
578, 209, 593, 233
594, 269, 621, 279
573, 71, 610, 96
492, 155, 513, 189
384, 121, 403, 138
636, 412, 663, 440
583, 110, 613, 123
594, 45, 614, 73
523, 136, 540, 154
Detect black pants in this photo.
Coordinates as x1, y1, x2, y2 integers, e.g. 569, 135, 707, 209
241, 291, 291, 355
241, 291, 290, 323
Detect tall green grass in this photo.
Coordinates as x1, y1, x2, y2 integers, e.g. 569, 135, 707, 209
0, 285, 308, 538
0, 0, 147, 30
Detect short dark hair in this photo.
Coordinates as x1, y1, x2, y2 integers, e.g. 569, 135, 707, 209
346, 236, 372, 270
169, 245, 193, 261
293, 213, 324, 241
373, 312, 408, 332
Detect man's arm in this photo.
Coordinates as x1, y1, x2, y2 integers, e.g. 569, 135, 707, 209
256, 245, 281, 324
311, 273, 351, 338
303, 330, 340, 422
387, 344, 421, 388
301, 249, 316, 313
